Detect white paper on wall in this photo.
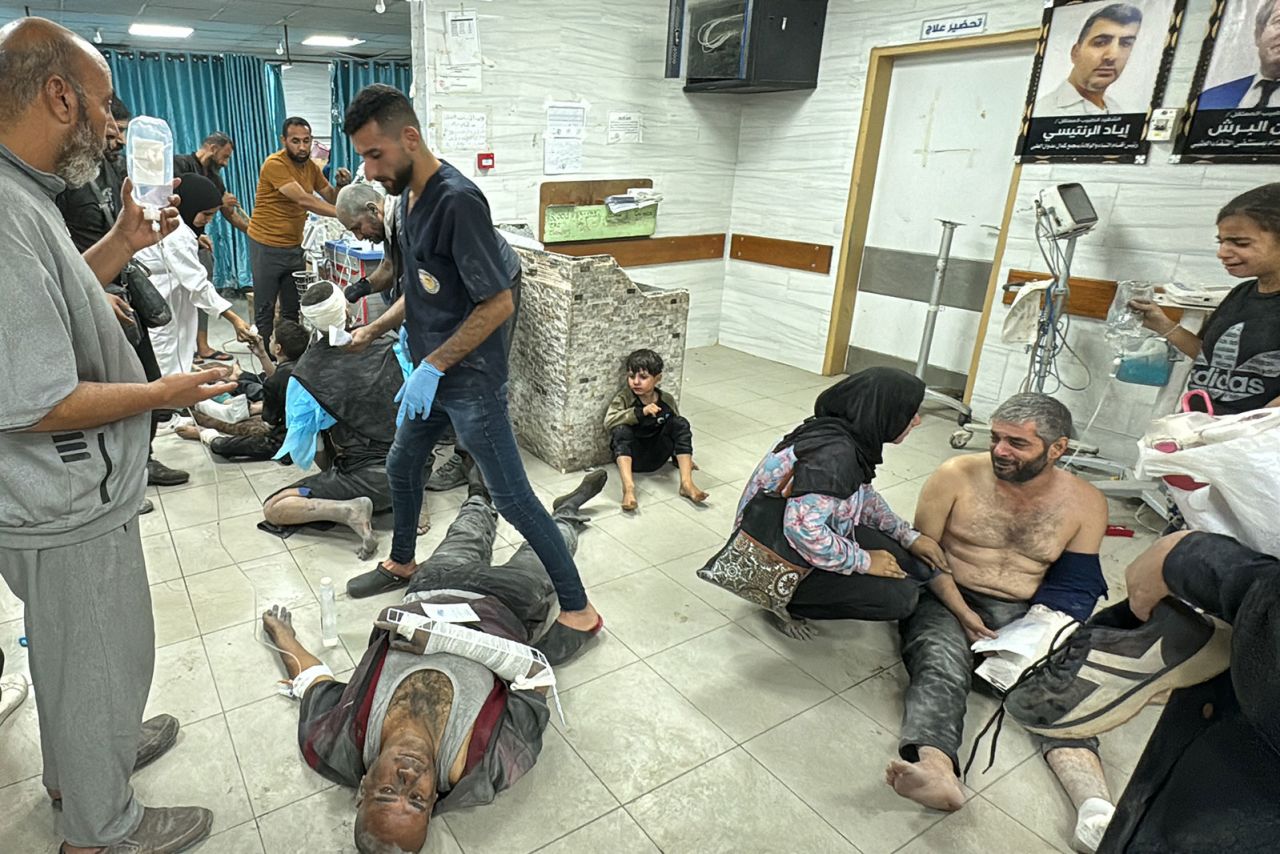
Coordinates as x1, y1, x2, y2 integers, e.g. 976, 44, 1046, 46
607, 111, 643, 144
443, 9, 482, 66
544, 137, 582, 174
434, 53, 482, 93
546, 102, 587, 139
439, 111, 488, 150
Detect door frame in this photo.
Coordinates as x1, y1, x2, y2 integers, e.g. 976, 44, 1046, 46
821, 27, 1041, 404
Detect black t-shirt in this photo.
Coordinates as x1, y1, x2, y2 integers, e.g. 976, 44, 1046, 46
55, 155, 124, 254
261, 361, 295, 429
397, 161, 516, 396
173, 152, 227, 237
1189, 280, 1280, 414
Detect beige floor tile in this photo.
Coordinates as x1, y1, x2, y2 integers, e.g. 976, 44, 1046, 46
594, 502, 724, 567
257, 786, 464, 853
691, 379, 768, 409
567, 524, 653, 589
983, 753, 1130, 854
552, 628, 640, 691
654, 554, 765, 622
682, 436, 766, 485
160, 478, 261, 531
203, 603, 354, 712
662, 484, 739, 536
443, 728, 618, 854
204, 512, 293, 565
226, 695, 334, 816
335, 588, 408, 664
291, 539, 382, 596
150, 579, 200, 648
880, 442, 945, 483
873, 477, 929, 527
745, 697, 960, 854
588, 568, 727, 658
628, 748, 857, 854
554, 662, 733, 803
0, 775, 59, 851
674, 391, 716, 417
737, 610, 901, 692
536, 808, 659, 854
204, 821, 266, 854
185, 554, 315, 635
132, 715, 254, 835
145, 636, 222, 725
0, 684, 42, 789
1095, 703, 1162, 774
692, 406, 776, 442
169, 522, 238, 576
895, 795, 1061, 854
139, 500, 171, 537
647, 624, 832, 741
142, 532, 182, 584
0, 580, 24, 625
246, 464, 306, 503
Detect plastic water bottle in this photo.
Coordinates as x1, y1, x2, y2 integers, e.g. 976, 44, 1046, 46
125, 116, 174, 216
318, 577, 339, 648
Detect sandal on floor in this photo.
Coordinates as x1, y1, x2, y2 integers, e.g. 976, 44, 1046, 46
203, 350, 233, 362
535, 615, 605, 665
346, 563, 411, 599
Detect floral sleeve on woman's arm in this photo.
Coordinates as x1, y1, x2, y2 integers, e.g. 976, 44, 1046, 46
859, 485, 921, 547
782, 493, 870, 574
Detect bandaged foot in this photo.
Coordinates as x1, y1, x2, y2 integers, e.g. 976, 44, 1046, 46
768, 612, 816, 641
1071, 797, 1115, 854
885, 750, 965, 812
198, 428, 219, 447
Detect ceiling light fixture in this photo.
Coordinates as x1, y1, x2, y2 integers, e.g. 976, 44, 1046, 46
301, 34, 366, 48
276, 39, 284, 55
128, 23, 194, 39
93, 28, 103, 44
375, 0, 386, 13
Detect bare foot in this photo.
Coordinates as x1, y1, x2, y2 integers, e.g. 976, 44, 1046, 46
768, 612, 816, 640
175, 425, 201, 442
621, 490, 638, 512
557, 603, 602, 632
680, 483, 709, 504
417, 503, 431, 535
334, 497, 378, 558
380, 558, 416, 579
885, 758, 965, 811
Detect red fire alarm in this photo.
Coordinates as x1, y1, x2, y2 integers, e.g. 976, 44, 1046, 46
477, 152, 495, 171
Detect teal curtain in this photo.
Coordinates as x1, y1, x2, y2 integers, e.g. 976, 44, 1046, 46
103, 50, 286, 290
329, 60, 414, 174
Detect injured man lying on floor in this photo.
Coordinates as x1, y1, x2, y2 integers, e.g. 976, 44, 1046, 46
261, 466, 608, 854
260, 280, 413, 558
888, 393, 1117, 854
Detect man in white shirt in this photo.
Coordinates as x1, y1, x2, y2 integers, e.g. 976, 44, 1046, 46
135, 173, 254, 377
1034, 3, 1143, 117
1199, 0, 1280, 109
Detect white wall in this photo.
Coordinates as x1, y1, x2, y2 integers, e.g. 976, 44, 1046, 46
281, 63, 333, 141
417, 0, 743, 347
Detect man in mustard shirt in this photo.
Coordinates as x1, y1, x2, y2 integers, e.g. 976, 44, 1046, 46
246, 116, 349, 352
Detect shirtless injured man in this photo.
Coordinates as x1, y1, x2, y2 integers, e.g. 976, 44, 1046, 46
886, 393, 1116, 854
261, 465, 608, 853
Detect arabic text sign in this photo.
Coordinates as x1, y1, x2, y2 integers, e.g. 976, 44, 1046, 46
1021, 114, 1144, 160
920, 13, 987, 41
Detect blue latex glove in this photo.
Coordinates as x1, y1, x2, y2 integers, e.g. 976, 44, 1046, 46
396, 360, 445, 427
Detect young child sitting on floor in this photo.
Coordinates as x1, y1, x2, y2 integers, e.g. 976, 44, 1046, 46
603, 348, 708, 512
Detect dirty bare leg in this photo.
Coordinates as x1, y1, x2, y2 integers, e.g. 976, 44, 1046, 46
616, 455, 638, 511
263, 490, 378, 559
261, 605, 327, 680
1046, 746, 1111, 807
676, 453, 708, 504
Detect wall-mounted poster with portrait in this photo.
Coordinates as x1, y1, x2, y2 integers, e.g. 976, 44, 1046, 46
1016, 0, 1186, 163
1174, 0, 1280, 162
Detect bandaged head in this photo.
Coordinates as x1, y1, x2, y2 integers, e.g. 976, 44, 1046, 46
299, 281, 348, 334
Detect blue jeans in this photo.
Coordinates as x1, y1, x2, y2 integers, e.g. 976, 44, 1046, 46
386, 382, 588, 612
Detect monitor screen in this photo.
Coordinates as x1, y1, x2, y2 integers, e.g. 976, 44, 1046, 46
1058, 183, 1098, 226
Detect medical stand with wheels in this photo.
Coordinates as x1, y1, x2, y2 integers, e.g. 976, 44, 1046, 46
915, 220, 975, 432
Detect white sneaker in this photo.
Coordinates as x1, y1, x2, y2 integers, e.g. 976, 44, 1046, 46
0, 673, 30, 728
1071, 797, 1115, 854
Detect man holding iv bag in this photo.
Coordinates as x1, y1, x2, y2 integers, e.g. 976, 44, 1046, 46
0, 18, 233, 854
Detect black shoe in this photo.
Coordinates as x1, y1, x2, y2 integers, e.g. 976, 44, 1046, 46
427, 452, 468, 491
1004, 598, 1231, 740
552, 470, 608, 521
465, 456, 490, 502
346, 563, 411, 599
147, 459, 190, 487
139, 498, 155, 516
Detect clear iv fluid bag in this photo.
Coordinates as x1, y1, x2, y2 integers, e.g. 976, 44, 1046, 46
126, 116, 174, 210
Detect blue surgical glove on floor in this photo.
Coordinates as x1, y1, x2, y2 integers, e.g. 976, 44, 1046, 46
396, 360, 445, 427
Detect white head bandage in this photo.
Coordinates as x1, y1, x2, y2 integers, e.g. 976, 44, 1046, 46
300, 286, 348, 336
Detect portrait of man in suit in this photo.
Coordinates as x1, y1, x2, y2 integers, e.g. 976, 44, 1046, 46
1199, 0, 1280, 108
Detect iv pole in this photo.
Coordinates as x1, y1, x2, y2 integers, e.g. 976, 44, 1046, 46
915, 219, 973, 423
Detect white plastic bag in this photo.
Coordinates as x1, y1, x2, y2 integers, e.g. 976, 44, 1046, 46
1136, 408, 1280, 557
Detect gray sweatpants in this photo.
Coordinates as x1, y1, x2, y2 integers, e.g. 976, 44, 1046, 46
899, 587, 1099, 775
405, 496, 575, 643
0, 520, 153, 846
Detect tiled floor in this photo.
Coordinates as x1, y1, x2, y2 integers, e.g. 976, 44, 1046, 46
0, 343, 1162, 853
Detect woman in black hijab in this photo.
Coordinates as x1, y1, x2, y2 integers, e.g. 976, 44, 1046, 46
734, 367, 948, 637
